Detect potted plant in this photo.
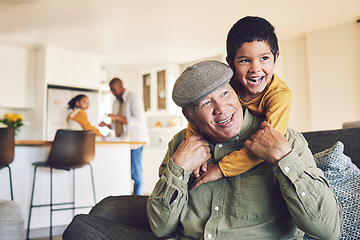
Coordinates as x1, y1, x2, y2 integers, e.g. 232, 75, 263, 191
0, 113, 24, 134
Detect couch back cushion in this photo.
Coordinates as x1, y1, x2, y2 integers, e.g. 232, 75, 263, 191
302, 128, 360, 168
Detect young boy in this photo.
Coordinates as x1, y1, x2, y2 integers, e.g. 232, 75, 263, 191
188, 16, 292, 179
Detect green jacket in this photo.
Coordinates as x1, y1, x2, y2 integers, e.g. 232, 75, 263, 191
147, 109, 342, 240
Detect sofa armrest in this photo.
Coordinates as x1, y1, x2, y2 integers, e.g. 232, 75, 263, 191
63, 195, 175, 240
89, 195, 152, 231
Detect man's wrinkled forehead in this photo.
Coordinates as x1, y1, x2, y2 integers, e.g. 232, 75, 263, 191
188, 83, 233, 110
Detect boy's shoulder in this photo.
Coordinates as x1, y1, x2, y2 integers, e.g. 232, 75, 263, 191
267, 74, 291, 93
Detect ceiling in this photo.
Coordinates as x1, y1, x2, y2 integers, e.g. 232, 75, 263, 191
0, 0, 359, 68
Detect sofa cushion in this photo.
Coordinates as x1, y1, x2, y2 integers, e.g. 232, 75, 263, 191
304, 141, 360, 240
0, 200, 25, 240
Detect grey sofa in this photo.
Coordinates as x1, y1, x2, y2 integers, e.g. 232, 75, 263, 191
62, 127, 360, 240
0, 199, 25, 240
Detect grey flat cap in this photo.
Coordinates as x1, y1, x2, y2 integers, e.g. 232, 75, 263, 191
172, 60, 233, 108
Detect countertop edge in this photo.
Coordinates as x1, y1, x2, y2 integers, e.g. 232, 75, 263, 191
15, 140, 146, 146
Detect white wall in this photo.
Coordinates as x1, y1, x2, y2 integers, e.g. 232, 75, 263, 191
101, 62, 140, 94
306, 22, 360, 130
278, 36, 311, 132
279, 21, 360, 131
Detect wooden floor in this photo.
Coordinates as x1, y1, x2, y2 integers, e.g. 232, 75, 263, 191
32, 236, 62, 240
28, 225, 66, 240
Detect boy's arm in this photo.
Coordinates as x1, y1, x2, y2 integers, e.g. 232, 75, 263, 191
72, 110, 101, 136
264, 89, 292, 135
219, 88, 292, 177
219, 148, 263, 177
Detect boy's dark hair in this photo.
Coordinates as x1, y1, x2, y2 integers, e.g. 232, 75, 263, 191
68, 94, 87, 110
226, 16, 279, 65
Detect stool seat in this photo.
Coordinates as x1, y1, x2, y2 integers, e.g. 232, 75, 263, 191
0, 127, 15, 201
26, 129, 97, 240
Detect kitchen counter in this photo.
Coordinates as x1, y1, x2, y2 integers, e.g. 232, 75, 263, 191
15, 140, 146, 146
1, 139, 139, 236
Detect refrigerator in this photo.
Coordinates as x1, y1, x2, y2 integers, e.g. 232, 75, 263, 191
46, 86, 100, 141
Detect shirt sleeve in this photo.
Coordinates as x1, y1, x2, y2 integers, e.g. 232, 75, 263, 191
125, 92, 144, 126
264, 88, 292, 135
275, 130, 343, 239
147, 134, 192, 237
219, 148, 264, 177
72, 110, 101, 136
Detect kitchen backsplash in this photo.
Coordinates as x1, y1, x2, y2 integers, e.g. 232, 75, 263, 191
146, 115, 187, 129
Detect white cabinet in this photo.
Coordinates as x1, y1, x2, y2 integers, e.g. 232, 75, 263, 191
39, 47, 101, 89
142, 146, 168, 195
140, 64, 182, 116
0, 44, 33, 108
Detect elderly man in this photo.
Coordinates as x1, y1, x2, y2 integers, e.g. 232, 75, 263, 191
147, 60, 342, 240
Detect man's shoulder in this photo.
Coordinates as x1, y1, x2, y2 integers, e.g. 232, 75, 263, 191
172, 128, 187, 141
168, 129, 187, 150
123, 89, 139, 99
285, 127, 307, 146
285, 127, 301, 136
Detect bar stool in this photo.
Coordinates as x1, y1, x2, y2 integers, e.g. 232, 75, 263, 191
0, 127, 15, 201
26, 129, 97, 240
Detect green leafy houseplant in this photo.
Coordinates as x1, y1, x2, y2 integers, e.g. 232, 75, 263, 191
0, 113, 24, 133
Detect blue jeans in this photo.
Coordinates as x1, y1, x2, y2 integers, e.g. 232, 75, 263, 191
131, 146, 143, 195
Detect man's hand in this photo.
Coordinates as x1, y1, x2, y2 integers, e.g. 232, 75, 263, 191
191, 164, 224, 189
244, 121, 292, 166
172, 134, 211, 171
99, 121, 109, 128
108, 114, 128, 124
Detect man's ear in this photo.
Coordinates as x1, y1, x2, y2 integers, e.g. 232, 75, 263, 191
182, 108, 195, 126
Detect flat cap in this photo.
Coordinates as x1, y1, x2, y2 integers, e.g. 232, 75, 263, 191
172, 60, 233, 108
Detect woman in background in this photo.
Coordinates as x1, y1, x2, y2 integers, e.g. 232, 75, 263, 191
67, 94, 102, 136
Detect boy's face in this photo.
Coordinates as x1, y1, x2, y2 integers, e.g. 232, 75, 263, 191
183, 83, 243, 144
232, 41, 279, 101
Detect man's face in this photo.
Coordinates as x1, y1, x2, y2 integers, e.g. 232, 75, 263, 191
183, 83, 243, 143
110, 81, 124, 98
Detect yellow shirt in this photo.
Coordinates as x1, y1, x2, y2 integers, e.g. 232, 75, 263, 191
219, 74, 292, 176
67, 109, 101, 137
186, 74, 292, 177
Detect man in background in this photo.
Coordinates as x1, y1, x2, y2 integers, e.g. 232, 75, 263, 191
101, 77, 149, 195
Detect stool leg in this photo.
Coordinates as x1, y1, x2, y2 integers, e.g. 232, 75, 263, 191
72, 169, 75, 217
26, 165, 38, 240
89, 164, 96, 204
7, 165, 14, 201
50, 167, 53, 240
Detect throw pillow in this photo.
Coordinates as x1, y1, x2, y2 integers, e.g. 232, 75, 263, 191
303, 141, 360, 240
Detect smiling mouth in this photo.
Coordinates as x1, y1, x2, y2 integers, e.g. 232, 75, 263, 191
247, 76, 264, 84
216, 114, 233, 125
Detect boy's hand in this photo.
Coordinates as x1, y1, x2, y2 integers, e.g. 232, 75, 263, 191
244, 121, 292, 166
192, 162, 207, 178
192, 164, 224, 189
